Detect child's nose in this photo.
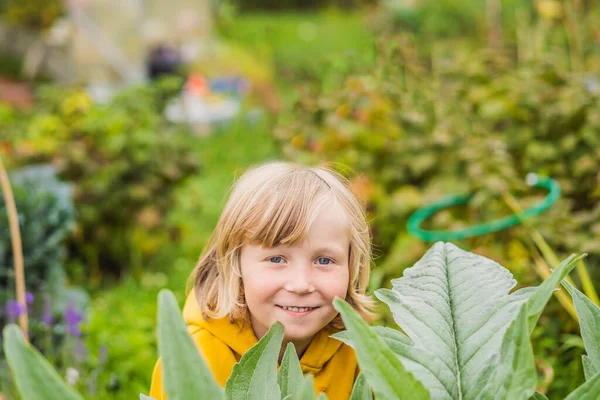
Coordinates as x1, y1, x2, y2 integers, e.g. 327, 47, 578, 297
284, 267, 315, 294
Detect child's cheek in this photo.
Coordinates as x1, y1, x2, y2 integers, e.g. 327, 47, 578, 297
321, 271, 350, 301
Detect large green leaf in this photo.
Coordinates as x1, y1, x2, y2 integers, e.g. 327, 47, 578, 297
564, 371, 600, 399
2, 324, 85, 400
350, 372, 372, 400
527, 254, 584, 334
561, 279, 600, 380
333, 297, 430, 400
225, 321, 283, 400
583, 356, 600, 381
336, 304, 536, 400
530, 393, 549, 399
374, 242, 534, 400
278, 343, 304, 399
477, 304, 536, 399
157, 290, 224, 400
297, 375, 318, 400
333, 326, 449, 399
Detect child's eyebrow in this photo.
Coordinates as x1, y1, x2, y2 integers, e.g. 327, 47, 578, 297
311, 245, 346, 257
264, 244, 346, 256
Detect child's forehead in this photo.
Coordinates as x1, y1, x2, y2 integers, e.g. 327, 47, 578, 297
242, 196, 351, 246
244, 218, 351, 250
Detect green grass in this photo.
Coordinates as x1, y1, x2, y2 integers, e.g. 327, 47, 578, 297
220, 10, 376, 95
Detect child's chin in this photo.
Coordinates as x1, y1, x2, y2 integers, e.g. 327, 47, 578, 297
282, 328, 319, 342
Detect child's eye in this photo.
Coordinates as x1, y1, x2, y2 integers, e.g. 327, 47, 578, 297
316, 257, 333, 265
269, 256, 284, 264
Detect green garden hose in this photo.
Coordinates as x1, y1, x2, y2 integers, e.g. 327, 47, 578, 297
407, 173, 560, 242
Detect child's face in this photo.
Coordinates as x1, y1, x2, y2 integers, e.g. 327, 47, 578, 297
240, 202, 350, 347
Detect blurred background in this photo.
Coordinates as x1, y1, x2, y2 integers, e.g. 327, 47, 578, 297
0, 0, 599, 398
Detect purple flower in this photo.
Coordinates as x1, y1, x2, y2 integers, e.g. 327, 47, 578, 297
42, 294, 53, 327
75, 338, 88, 362
87, 371, 98, 395
5, 300, 25, 324
25, 292, 34, 305
64, 302, 83, 337
98, 344, 108, 365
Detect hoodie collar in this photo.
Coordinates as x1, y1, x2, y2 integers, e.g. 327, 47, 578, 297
183, 292, 343, 375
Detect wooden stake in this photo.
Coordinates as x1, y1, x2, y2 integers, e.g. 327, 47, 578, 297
0, 156, 28, 342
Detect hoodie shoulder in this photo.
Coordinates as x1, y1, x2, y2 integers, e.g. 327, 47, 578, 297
187, 326, 239, 387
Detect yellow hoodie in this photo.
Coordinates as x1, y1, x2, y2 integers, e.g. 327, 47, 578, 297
149, 292, 359, 400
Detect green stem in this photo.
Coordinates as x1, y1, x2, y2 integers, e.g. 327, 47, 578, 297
531, 248, 578, 322
503, 193, 600, 306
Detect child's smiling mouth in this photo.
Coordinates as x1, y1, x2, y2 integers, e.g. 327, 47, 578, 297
276, 305, 320, 316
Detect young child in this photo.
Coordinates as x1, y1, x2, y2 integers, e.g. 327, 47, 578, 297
149, 161, 377, 399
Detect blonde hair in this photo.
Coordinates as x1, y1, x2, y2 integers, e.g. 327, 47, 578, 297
187, 161, 377, 329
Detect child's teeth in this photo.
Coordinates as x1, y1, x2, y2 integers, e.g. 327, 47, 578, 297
282, 306, 313, 312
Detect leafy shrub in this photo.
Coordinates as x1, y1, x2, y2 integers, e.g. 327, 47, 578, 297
2, 243, 599, 399
81, 276, 167, 399
0, 164, 95, 397
0, 77, 201, 282
0, 0, 63, 31
370, 0, 485, 38
0, 165, 74, 305
225, 0, 376, 12
217, 11, 376, 87
274, 26, 600, 282
274, 24, 600, 395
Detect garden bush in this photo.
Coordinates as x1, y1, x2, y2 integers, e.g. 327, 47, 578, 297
0, 164, 98, 397
0, 165, 74, 306
216, 10, 376, 88
273, 9, 600, 396
2, 243, 599, 399
367, 0, 597, 47
0, 77, 201, 283
275, 39, 600, 278
0, 0, 63, 32
226, 0, 376, 12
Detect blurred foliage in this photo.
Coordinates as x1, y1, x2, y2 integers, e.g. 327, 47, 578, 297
0, 165, 91, 399
0, 53, 24, 81
276, 33, 600, 271
81, 275, 171, 399
0, 0, 63, 31
369, 0, 600, 52
274, 8, 600, 398
0, 165, 74, 306
0, 165, 88, 324
0, 77, 201, 284
216, 10, 376, 87
191, 42, 275, 85
225, 0, 377, 12
372, 0, 486, 39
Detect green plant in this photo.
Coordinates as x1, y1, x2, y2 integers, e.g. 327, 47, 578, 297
331, 242, 596, 399
0, 0, 63, 31
3, 242, 599, 399
0, 165, 75, 306
2, 289, 368, 400
0, 77, 201, 283
274, 7, 600, 396
374, 0, 485, 39
218, 11, 375, 85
